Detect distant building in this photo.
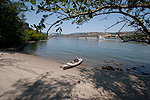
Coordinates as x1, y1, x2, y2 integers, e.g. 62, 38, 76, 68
79, 37, 98, 39
87, 37, 98, 39
79, 37, 86, 39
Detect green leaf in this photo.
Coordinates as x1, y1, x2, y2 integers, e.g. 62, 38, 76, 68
72, 20, 75, 24
56, 27, 59, 32
66, 10, 70, 13
126, 9, 130, 13
43, 14, 48, 18
30, 0, 36, 5
34, 24, 37, 28
86, 4, 90, 7
56, 27, 62, 33
60, 27, 62, 32
46, 7, 51, 12
42, 24, 46, 28
76, 26, 80, 29
52, 7, 59, 11
31, 5, 35, 11
40, 1, 44, 5
89, 14, 93, 18
40, 18, 45, 23
60, 21, 63, 24
46, 0, 50, 5
62, 3, 66, 6
130, 21, 135, 25
59, 0, 64, 2
37, 25, 41, 29
81, 7, 84, 12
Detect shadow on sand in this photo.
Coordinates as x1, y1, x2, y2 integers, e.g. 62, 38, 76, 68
0, 67, 150, 100
78, 67, 150, 100
10, 72, 81, 100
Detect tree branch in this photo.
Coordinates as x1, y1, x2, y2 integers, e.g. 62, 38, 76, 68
105, 20, 125, 32
46, 4, 150, 38
119, 10, 150, 37
116, 22, 127, 41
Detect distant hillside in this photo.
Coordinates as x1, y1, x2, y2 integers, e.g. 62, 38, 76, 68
42, 32, 61, 35
49, 31, 138, 39
70, 32, 85, 35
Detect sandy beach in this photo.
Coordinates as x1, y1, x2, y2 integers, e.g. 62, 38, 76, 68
0, 50, 150, 100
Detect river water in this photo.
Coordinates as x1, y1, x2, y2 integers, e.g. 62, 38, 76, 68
24, 38, 150, 75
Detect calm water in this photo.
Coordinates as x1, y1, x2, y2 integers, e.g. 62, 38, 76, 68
24, 38, 150, 74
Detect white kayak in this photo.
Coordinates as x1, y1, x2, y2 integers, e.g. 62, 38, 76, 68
63, 58, 83, 70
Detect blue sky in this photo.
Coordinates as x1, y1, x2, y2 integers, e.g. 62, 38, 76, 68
24, 2, 135, 34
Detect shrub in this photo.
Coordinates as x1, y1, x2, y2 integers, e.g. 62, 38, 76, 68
24, 28, 46, 41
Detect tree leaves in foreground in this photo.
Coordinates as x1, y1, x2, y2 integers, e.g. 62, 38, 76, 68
22, 0, 150, 43
0, 0, 27, 48
0, 0, 47, 48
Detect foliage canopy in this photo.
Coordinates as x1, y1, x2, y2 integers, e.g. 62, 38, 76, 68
21, 0, 150, 43
0, 0, 47, 48
24, 28, 47, 41
0, 0, 26, 47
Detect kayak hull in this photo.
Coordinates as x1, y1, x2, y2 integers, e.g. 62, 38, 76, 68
63, 58, 83, 70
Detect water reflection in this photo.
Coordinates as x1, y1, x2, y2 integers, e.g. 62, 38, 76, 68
24, 41, 48, 52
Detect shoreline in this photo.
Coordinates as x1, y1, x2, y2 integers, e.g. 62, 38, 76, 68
23, 38, 150, 77
0, 50, 150, 99
25, 50, 150, 78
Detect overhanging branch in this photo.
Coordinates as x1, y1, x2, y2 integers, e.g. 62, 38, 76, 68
46, 4, 150, 38
119, 10, 150, 37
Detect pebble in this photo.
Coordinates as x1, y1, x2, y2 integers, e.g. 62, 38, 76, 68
114, 62, 123, 66
141, 65, 145, 67
127, 68, 130, 70
106, 60, 110, 63
142, 72, 147, 75
77, 80, 80, 84
132, 67, 136, 70
107, 66, 115, 71
117, 67, 123, 71
102, 65, 114, 71
102, 65, 107, 69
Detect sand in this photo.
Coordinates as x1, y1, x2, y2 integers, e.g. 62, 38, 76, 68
0, 50, 150, 100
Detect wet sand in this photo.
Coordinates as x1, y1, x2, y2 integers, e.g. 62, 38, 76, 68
0, 51, 150, 100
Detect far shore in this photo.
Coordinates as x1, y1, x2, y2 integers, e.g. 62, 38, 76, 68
0, 50, 150, 100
